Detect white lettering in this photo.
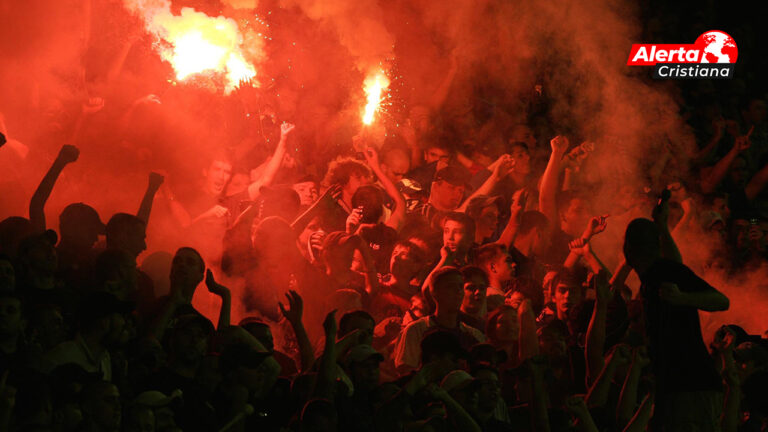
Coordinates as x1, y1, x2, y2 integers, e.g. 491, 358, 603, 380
632, 46, 649, 62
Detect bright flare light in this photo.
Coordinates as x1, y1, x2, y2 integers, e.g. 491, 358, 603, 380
126, 1, 256, 93
362, 72, 390, 125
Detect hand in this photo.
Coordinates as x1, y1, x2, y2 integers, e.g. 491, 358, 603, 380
278, 290, 304, 326
550, 135, 570, 154
206, 205, 230, 219
510, 188, 528, 221
82, 97, 105, 114
323, 309, 338, 338
309, 230, 326, 256
205, 269, 230, 298
607, 344, 632, 366
148, 172, 164, 190
564, 395, 589, 415
280, 122, 295, 138
363, 146, 380, 168
346, 207, 363, 233
56, 144, 80, 165
659, 282, 684, 304
320, 184, 343, 205
493, 154, 514, 178
439, 245, 455, 264
568, 237, 590, 257
733, 125, 753, 152
712, 325, 737, 353
582, 215, 608, 240
633, 346, 651, 368
135, 94, 161, 106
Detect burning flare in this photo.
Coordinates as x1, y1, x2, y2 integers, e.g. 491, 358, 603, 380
362, 72, 390, 125
125, 0, 256, 93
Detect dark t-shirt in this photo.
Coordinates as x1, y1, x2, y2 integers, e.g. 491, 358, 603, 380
639, 259, 723, 395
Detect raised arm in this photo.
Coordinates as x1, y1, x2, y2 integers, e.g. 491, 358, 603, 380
539, 136, 570, 226
205, 269, 231, 329
429, 54, 458, 110
363, 146, 407, 231
701, 128, 752, 194
585, 271, 610, 386
314, 310, 338, 400
497, 188, 527, 248
137, 172, 164, 224
518, 299, 540, 362
246, 122, 294, 200
616, 346, 650, 428
457, 154, 513, 212
653, 190, 683, 263
291, 184, 342, 232
659, 282, 729, 312
586, 344, 631, 408
278, 290, 315, 373
30, 145, 80, 233
745, 160, 768, 201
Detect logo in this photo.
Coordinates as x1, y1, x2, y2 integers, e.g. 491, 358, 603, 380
627, 30, 737, 79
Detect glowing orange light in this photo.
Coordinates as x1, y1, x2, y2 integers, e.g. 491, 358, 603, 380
126, 1, 256, 93
362, 72, 389, 125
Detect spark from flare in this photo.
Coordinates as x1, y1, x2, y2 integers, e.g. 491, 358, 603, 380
125, 0, 257, 93
362, 72, 390, 125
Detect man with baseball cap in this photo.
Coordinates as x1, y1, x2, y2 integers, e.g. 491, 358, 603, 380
412, 165, 472, 226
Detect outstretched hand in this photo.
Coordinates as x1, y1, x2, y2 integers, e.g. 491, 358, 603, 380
323, 310, 338, 338
148, 172, 164, 190
205, 269, 230, 298
280, 122, 296, 138
56, 145, 80, 165
550, 135, 570, 154
363, 146, 380, 168
278, 290, 304, 326
582, 215, 609, 240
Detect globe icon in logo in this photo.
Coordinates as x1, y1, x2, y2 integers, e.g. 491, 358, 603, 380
696, 31, 738, 63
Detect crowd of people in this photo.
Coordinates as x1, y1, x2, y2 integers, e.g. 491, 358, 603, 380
1, 2, 768, 431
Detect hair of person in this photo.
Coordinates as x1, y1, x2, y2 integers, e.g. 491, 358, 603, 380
431, 266, 463, 293
351, 185, 385, 223
623, 218, 661, 264
443, 212, 476, 245
460, 265, 489, 286
518, 210, 549, 236
556, 190, 586, 216
300, 398, 337, 427
466, 195, 501, 223
174, 247, 205, 269
549, 267, 586, 296
393, 239, 426, 264
322, 157, 372, 187
105, 213, 145, 241
338, 310, 375, 337
474, 243, 507, 268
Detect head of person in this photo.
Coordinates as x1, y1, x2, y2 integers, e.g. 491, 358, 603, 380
380, 147, 411, 183
94, 249, 138, 300
106, 213, 147, 260
442, 212, 475, 254
338, 310, 375, 346
460, 266, 488, 316
343, 344, 384, 392
27, 303, 66, 351
507, 141, 531, 175
440, 370, 480, 412
420, 329, 466, 375
17, 233, 58, 278
473, 364, 502, 414
466, 195, 502, 243
167, 314, 214, 366
203, 154, 233, 196
475, 243, 516, 286
423, 142, 452, 165
0, 216, 34, 259
0, 291, 23, 341
517, 211, 550, 256
537, 320, 569, 359
389, 240, 427, 279
623, 218, 661, 271
219, 343, 275, 394
169, 247, 205, 295
429, 267, 464, 314
0, 253, 15, 293
509, 123, 537, 148
323, 157, 373, 198
125, 390, 181, 432
351, 185, 385, 224
59, 203, 105, 249
81, 381, 121, 432
485, 305, 520, 346
557, 191, 591, 237
300, 398, 338, 432
259, 185, 302, 222
430, 166, 470, 211
239, 318, 274, 351
293, 175, 319, 207
550, 269, 585, 321
78, 292, 133, 348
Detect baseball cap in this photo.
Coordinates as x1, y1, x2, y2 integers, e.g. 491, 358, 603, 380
132, 389, 183, 408
344, 344, 385, 365
60, 203, 105, 235
434, 166, 472, 188
440, 370, 478, 393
